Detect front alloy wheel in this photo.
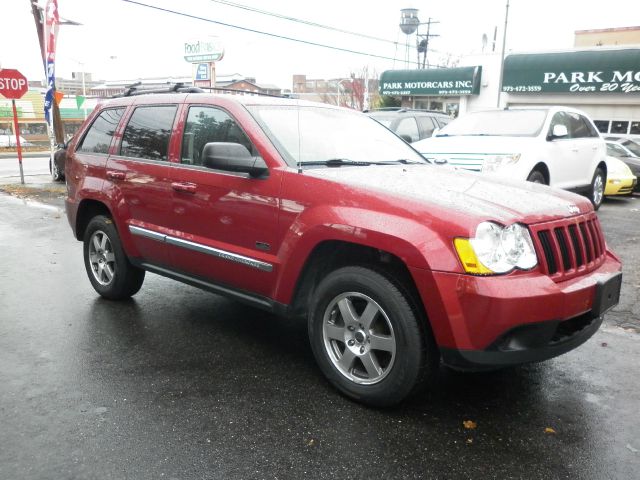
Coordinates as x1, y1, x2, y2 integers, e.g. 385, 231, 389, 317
591, 168, 605, 210
323, 292, 396, 385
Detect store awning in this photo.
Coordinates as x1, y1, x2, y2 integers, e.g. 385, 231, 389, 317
502, 49, 640, 94
379, 66, 482, 96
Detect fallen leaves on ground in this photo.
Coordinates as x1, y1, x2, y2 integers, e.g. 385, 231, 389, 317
544, 427, 557, 434
463, 420, 477, 430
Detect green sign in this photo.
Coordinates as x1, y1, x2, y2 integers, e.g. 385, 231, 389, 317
502, 49, 640, 94
379, 66, 482, 96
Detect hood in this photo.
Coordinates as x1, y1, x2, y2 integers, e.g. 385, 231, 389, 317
413, 135, 537, 155
306, 164, 592, 225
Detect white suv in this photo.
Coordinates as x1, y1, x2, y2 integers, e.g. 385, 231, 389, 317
412, 107, 607, 209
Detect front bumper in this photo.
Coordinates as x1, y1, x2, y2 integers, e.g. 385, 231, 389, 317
605, 175, 637, 195
410, 252, 622, 369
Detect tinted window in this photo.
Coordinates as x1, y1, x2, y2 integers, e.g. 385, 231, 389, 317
607, 143, 628, 157
120, 105, 177, 161
548, 112, 571, 138
436, 117, 451, 128
594, 120, 609, 133
416, 116, 436, 138
78, 108, 124, 154
181, 106, 255, 166
395, 117, 420, 142
611, 121, 629, 134
567, 112, 592, 138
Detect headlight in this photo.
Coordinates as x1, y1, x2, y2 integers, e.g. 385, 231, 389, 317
482, 154, 521, 173
454, 222, 538, 275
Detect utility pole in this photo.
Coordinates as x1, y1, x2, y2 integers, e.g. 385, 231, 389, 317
417, 18, 439, 69
496, 0, 510, 108
29, 0, 65, 145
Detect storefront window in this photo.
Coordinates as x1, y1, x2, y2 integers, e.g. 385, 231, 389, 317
0, 122, 11, 135
630, 121, 640, 135
610, 121, 629, 134
593, 120, 609, 134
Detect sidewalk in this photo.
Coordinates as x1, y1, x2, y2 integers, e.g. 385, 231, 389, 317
0, 173, 66, 206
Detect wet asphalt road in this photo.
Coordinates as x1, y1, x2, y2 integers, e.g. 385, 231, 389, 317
1, 192, 639, 479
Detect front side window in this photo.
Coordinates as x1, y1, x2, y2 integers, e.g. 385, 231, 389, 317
120, 105, 177, 161
78, 108, 125, 154
181, 106, 254, 166
567, 112, 591, 138
417, 116, 436, 137
548, 112, 571, 138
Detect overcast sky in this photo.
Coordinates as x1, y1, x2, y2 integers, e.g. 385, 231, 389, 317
1, 0, 638, 91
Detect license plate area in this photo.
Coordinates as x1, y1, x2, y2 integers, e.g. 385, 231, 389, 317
592, 272, 622, 317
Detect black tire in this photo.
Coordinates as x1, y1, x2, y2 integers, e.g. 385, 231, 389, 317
83, 215, 145, 300
589, 167, 606, 210
526, 169, 547, 185
308, 266, 438, 407
51, 156, 64, 182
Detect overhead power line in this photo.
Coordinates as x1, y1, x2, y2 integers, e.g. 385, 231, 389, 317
207, 0, 414, 49
121, 0, 420, 65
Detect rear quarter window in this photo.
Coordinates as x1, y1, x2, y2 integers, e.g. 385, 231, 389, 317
77, 108, 125, 154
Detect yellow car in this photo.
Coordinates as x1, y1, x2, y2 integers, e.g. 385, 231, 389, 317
604, 155, 637, 196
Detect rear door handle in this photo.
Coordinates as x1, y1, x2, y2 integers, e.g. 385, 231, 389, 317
171, 182, 197, 194
106, 171, 126, 180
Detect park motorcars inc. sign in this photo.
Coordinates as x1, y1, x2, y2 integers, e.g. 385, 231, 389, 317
380, 66, 482, 96
502, 49, 640, 94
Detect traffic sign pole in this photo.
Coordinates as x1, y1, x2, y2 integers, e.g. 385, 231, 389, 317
11, 100, 25, 184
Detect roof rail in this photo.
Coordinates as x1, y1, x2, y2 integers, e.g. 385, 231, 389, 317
111, 82, 205, 98
197, 86, 285, 98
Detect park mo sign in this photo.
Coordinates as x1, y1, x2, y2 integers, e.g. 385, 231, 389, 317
502, 48, 640, 94
0, 69, 28, 99
380, 66, 482, 96
183, 37, 225, 63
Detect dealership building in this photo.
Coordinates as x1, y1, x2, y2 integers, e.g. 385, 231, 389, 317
379, 46, 640, 136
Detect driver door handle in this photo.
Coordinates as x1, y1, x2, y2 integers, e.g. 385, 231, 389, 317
171, 182, 197, 194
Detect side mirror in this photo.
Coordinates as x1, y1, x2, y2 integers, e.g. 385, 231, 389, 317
201, 142, 268, 178
551, 124, 569, 139
56, 142, 66, 149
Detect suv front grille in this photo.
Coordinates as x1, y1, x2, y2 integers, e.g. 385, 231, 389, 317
529, 213, 606, 281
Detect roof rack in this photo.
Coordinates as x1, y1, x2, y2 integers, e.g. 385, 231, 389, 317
111, 83, 285, 99
197, 86, 285, 98
111, 82, 205, 98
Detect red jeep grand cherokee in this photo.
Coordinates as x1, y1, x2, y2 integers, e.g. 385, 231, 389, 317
65, 89, 622, 406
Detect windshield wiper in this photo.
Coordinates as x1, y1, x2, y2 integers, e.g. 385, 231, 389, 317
302, 158, 373, 167
376, 159, 425, 165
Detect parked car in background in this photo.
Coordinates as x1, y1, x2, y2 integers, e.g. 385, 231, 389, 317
49, 141, 67, 182
366, 108, 451, 143
413, 107, 608, 209
0, 134, 33, 147
604, 156, 637, 196
605, 140, 640, 192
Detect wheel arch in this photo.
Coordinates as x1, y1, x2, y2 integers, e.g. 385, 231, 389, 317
529, 162, 550, 184
75, 199, 113, 241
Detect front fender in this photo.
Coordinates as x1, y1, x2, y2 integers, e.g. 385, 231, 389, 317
272, 205, 460, 304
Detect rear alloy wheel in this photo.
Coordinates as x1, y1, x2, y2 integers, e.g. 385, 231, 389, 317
83, 215, 145, 299
526, 170, 547, 185
309, 266, 438, 407
590, 167, 605, 210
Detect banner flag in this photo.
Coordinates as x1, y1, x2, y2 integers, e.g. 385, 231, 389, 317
43, 0, 59, 125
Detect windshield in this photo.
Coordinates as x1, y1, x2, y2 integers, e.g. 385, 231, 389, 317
247, 105, 427, 167
437, 110, 548, 137
621, 139, 640, 157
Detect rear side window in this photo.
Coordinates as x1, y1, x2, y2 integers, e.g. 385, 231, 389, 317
77, 108, 125, 154
120, 105, 178, 161
416, 116, 436, 137
181, 106, 255, 166
395, 117, 420, 143
436, 117, 450, 128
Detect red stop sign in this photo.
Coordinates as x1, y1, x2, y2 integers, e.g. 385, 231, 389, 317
0, 69, 29, 99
